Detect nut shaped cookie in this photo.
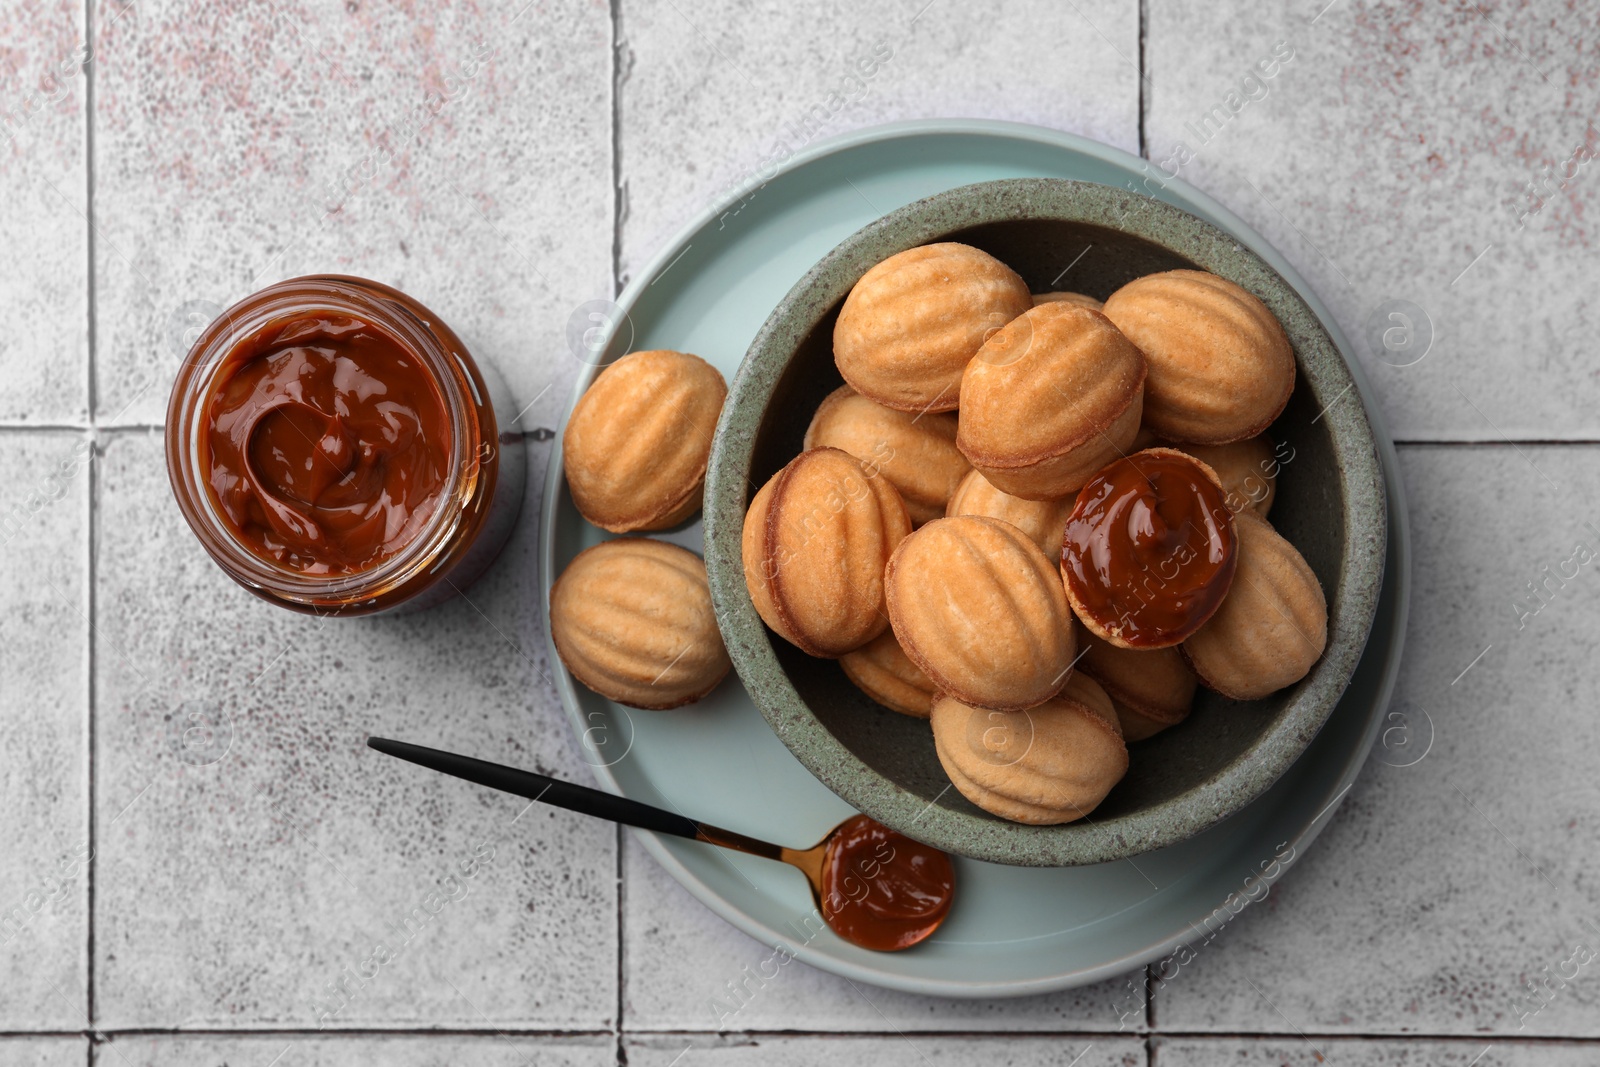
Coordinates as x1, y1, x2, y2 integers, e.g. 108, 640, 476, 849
1169, 435, 1279, 518
1183, 510, 1328, 700
550, 539, 731, 710
930, 672, 1128, 825
885, 516, 1076, 711
944, 468, 1073, 559
834, 242, 1031, 413
563, 350, 727, 532
803, 385, 971, 525
742, 447, 911, 658
1073, 621, 1197, 742
839, 629, 938, 718
1102, 270, 1295, 445
1032, 290, 1103, 310
957, 302, 1147, 500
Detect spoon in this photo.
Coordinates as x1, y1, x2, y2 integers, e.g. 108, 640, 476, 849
367, 736, 955, 952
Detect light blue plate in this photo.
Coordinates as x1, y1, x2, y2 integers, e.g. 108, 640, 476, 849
539, 119, 1411, 997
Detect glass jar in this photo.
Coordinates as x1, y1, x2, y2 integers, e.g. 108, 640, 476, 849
166, 275, 525, 615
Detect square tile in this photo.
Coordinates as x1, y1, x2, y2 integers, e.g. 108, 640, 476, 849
92, 430, 615, 1028
93, 0, 613, 430
626, 1033, 1145, 1067
621, 834, 1145, 1032
1145, 0, 1600, 440
0, 0, 90, 423
0, 1037, 86, 1067
0, 431, 90, 1027
97, 1033, 615, 1067
617, 0, 1141, 283
1155, 445, 1600, 1036
1153, 1036, 1583, 1066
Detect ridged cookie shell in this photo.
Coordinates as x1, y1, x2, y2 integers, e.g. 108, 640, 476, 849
839, 629, 938, 718
1168, 435, 1279, 519
804, 385, 970, 526
1073, 621, 1197, 741
886, 516, 1075, 711
1182, 510, 1328, 700
742, 447, 911, 658
944, 468, 1074, 559
564, 350, 727, 532
930, 673, 1128, 825
550, 538, 731, 710
957, 303, 1147, 500
834, 242, 1032, 413
1032, 291, 1103, 310
1102, 270, 1294, 445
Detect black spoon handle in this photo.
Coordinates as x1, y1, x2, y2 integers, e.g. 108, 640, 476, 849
367, 736, 781, 860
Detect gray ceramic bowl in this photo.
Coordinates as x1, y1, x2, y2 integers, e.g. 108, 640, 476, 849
702, 178, 1386, 867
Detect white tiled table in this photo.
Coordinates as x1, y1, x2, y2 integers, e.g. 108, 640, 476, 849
2, 0, 1596, 1062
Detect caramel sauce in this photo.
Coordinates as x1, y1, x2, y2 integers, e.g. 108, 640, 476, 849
819, 814, 955, 952
202, 312, 452, 575
1062, 449, 1237, 647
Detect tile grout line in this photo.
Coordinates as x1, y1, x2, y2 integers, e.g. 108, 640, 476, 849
525, 1031, 1600, 1045
20, 1027, 620, 1040
615, 824, 625, 1055
1136, 0, 1148, 159
9, 1027, 1600, 1043
82, 0, 100, 1042
84, 433, 99, 1052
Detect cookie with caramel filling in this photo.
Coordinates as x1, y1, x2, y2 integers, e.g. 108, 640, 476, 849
563, 350, 727, 532
957, 302, 1147, 500
550, 539, 730, 709
839, 629, 938, 718
1061, 448, 1238, 651
886, 516, 1076, 711
930, 673, 1128, 825
1182, 510, 1327, 700
742, 447, 911, 658
834, 242, 1031, 413
944, 468, 1073, 559
804, 385, 970, 526
1102, 270, 1294, 445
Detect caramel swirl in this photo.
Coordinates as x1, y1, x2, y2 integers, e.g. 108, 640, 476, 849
1061, 449, 1237, 648
203, 313, 451, 576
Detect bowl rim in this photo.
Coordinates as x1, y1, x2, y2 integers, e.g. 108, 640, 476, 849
703, 176, 1388, 867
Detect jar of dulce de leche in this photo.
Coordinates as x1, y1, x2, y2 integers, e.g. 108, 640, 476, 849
166, 275, 525, 615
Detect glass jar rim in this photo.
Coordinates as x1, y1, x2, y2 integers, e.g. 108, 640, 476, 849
166, 275, 488, 609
